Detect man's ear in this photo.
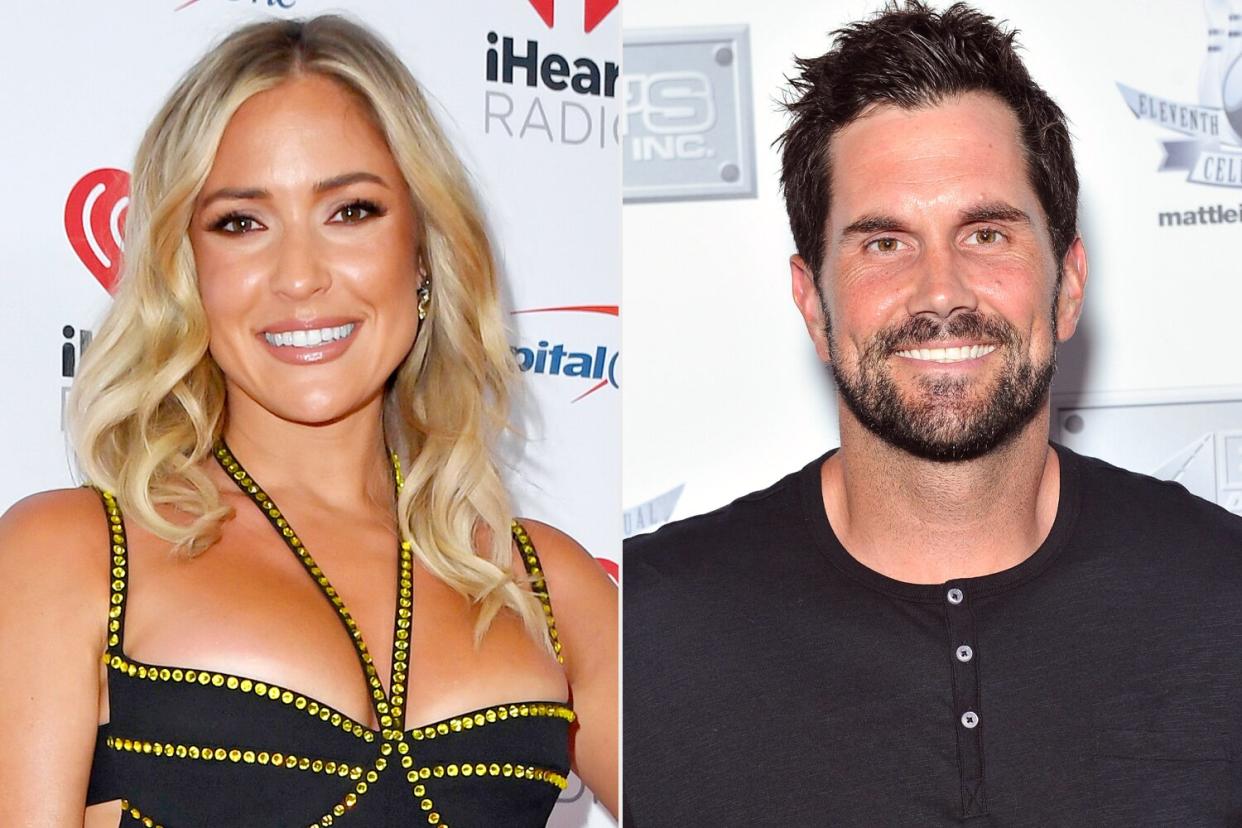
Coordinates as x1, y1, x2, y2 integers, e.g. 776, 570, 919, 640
791, 255, 832, 363
1055, 236, 1087, 343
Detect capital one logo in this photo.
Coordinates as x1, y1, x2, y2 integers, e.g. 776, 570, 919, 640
65, 168, 129, 294
526, 0, 617, 33
510, 305, 619, 402
625, 71, 717, 161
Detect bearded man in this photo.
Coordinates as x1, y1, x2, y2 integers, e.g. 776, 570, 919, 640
623, 3, 1242, 826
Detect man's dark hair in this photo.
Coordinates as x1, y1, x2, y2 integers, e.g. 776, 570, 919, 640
778, 1, 1078, 282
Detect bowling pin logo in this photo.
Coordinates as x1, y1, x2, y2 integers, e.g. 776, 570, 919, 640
1117, 3, 1242, 186
1217, 0, 1242, 141
1200, 0, 1231, 110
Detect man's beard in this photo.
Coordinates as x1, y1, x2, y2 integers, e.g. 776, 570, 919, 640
826, 310, 1056, 462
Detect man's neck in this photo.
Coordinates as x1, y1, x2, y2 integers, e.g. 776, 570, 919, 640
822, 409, 1061, 584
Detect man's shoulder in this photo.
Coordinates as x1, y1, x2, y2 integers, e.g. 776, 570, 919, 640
1064, 443, 1242, 554
624, 455, 822, 581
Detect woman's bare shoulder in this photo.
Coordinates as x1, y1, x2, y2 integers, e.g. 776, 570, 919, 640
0, 488, 112, 821
0, 487, 113, 613
514, 519, 617, 811
513, 519, 616, 665
515, 519, 613, 590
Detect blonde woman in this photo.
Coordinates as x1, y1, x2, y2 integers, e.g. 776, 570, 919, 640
0, 15, 617, 827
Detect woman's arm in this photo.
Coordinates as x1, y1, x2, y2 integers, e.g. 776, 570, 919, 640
0, 489, 109, 827
520, 520, 619, 816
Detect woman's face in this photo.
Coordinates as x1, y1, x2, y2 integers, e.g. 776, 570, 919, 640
189, 73, 421, 427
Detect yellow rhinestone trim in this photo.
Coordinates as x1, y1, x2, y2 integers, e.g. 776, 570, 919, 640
511, 521, 563, 664
213, 442, 394, 724
309, 753, 388, 826
100, 485, 375, 743
404, 751, 445, 827
118, 798, 165, 828
408, 701, 575, 741
401, 757, 566, 827
388, 541, 413, 733
102, 652, 375, 742
421, 761, 568, 791
100, 490, 126, 650
391, 450, 406, 491
102, 462, 570, 827
105, 734, 365, 778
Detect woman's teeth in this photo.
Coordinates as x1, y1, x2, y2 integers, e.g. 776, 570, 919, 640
263, 323, 355, 348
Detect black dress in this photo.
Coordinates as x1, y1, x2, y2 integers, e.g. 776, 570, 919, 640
86, 445, 573, 827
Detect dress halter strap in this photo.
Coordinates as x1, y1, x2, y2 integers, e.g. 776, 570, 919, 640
97, 488, 130, 656
510, 520, 564, 664
211, 439, 412, 735
96, 471, 565, 679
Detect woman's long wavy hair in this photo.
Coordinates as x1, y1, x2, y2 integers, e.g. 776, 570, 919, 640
67, 15, 549, 648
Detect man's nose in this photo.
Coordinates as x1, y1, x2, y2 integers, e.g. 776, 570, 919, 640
905, 242, 978, 320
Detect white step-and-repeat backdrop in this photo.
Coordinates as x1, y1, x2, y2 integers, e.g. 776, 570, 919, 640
1, 1, 618, 825
623, 0, 1242, 531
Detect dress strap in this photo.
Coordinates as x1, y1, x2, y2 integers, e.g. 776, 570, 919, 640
511, 520, 563, 664
96, 487, 130, 654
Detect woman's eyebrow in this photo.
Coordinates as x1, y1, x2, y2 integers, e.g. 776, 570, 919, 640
198, 171, 389, 210
313, 170, 389, 194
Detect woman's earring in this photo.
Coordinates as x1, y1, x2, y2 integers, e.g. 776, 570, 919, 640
417, 279, 431, 321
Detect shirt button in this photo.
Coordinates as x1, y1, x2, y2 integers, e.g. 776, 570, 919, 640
961, 711, 979, 729
947, 588, 964, 605
956, 645, 973, 662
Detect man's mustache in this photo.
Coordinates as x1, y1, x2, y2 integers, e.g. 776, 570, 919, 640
867, 312, 1018, 358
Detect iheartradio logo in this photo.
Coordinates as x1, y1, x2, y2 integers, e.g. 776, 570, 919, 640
65, 168, 130, 295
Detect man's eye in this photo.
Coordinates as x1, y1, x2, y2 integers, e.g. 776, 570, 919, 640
968, 228, 1003, 245
866, 237, 905, 253
332, 199, 385, 223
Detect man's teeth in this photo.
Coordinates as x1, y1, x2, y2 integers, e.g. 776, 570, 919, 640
895, 344, 997, 363
263, 323, 355, 348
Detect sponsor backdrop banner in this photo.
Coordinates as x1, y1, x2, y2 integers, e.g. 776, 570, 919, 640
0, 2, 618, 825
623, 0, 1242, 532
622, 25, 757, 202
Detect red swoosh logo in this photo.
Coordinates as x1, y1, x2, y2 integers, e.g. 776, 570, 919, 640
511, 305, 618, 316
571, 379, 610, 402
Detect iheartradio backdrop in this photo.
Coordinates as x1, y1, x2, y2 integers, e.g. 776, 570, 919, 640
0, 2, 618, 825
623, 0, 1242, 532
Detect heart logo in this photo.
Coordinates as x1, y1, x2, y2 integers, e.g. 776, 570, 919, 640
65, 168, 130, 294
526, 0, 618, 33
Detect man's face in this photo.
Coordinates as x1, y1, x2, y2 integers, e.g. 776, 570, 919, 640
791, 92, 1086, 461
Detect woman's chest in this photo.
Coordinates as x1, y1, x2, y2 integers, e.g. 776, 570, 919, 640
107, 510, 565, 732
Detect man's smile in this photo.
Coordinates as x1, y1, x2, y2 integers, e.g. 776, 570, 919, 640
892, 343, 999, 364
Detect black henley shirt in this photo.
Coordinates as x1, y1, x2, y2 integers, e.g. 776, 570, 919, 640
623, 444, 1242, 826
